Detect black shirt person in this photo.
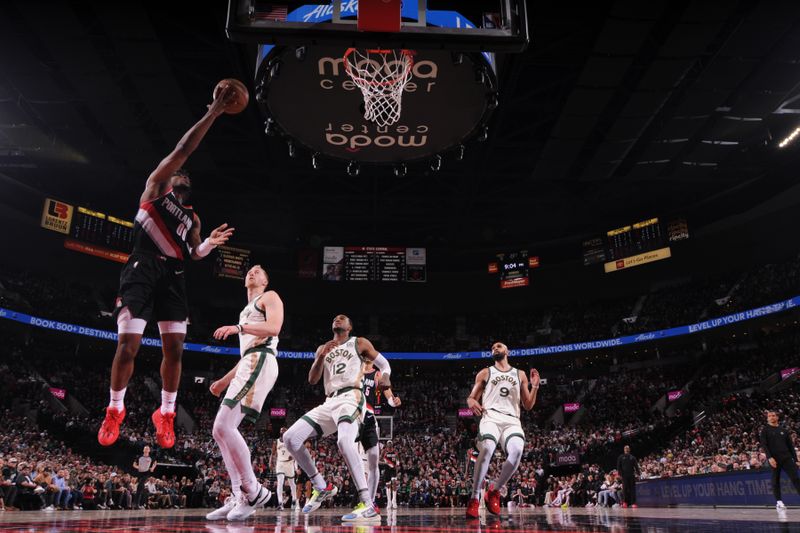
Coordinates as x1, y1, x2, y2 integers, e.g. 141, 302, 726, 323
616, 445, 640, 508
760, 410, 800, 510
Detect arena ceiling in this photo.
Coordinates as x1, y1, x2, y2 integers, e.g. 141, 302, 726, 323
2, 1, 800, 255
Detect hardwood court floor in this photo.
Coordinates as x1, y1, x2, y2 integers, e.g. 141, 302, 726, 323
0, 506, 797, 532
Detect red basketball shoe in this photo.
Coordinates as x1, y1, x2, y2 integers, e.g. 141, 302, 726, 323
151, 408, 176, 449
98, 407, 126, 446
466, 497, 480, 518
484, 484, 501, 515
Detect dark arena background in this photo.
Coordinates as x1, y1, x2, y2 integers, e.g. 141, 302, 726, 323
2, 1, 800, 532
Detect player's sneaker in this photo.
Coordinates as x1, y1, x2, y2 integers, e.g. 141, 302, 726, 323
151, 408, 176, 449
302, 483, 338, 514
466, 498, 480, 518
98, 407, 126, 446
227, 486, 272, 521
484, 484, 501, 515
341, 502, 380, 522
205, 496, 237, 520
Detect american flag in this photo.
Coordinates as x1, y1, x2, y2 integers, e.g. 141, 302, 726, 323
255, 4, 288, 21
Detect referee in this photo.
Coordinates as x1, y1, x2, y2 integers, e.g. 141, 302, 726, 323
133, 446, 157, 509
760, 410, 800, 510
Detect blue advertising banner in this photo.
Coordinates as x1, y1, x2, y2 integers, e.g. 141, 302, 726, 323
0, 294, 798, 360
637, 469, 800, 507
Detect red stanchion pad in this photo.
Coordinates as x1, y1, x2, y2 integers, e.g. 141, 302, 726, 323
358, 0, 402, 33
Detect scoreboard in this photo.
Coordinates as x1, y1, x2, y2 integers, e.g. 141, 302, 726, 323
214, 246, 252, 280
580, 216, 688, 273
69, 207, 135, 253
488, 250, 540, 289
322, 246, 426, 282
605, 218, 663, 261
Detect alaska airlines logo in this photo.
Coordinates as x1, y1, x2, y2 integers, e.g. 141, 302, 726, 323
302, 0, 358, 23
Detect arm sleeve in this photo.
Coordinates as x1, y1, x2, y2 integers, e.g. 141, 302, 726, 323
760, 428, 772, 460
372, 353, 391, 376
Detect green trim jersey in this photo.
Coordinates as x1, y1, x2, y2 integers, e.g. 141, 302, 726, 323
276, 438, 293, 463
482, 365, 521, 419
238, 293, 279, 356
322, 336, 364, 396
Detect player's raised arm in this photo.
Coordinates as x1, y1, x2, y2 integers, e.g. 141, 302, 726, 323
141, 85, 237, 203
467, 368, 489, 416
213, 291, 282, 341
188, 214, 235, 261
520, 368, 539, 411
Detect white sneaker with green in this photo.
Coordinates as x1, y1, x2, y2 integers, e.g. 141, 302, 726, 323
302, 483, 339, 514
342, 502, 380, 522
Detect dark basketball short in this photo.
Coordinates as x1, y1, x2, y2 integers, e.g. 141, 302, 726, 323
113, 251, 188, 323
357, 411, 379, 450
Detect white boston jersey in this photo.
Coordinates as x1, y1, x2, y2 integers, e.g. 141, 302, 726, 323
276, 439, 293, 463
322, 336, 364, 396
238, 293, 280, 356
482, 365, 521, 418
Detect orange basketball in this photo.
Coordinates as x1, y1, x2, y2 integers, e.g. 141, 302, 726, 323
213, 78, 249, 114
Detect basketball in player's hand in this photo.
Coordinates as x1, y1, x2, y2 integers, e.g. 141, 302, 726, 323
213, 78, 249, 114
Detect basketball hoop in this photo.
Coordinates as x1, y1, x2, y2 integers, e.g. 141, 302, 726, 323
344, 48, 414, 127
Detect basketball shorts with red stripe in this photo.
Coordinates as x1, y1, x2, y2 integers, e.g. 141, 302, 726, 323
357, 411, 380, 450
113, 252, 189, 323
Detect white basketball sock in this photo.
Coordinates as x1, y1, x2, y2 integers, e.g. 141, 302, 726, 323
109, 388, 126, 411
160, 390, 177, 414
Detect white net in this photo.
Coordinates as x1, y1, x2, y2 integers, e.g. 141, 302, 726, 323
344, 48, 414, 127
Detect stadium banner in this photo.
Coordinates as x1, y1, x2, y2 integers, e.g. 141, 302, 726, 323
667, 390, 684, 402
41, 198, 74, 235
49, 387, 66, 400
636, 468, 800, 507
603, 247, 671, 273
556, 452, 580, 466
0, 294, 798, 360
64, 239, 129, 264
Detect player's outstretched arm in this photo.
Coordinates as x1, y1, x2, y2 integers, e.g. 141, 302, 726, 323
520, 368, 539, 411
467, 368, 488, 416
213, 291, 282, 340
141, 85, 236, 204
188, 215, 234, 261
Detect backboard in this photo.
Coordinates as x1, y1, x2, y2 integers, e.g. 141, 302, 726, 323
228, 1, 529, 169
227, 1, 529, 52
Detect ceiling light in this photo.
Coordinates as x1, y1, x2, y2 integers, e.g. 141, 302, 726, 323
778, 126, 800, 148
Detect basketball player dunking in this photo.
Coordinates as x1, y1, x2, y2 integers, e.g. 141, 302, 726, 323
358, 358, 401, 513
466, 342, 539, 518
98, 86, 237, 449
272, 426, 300, 511
204, 264, 282, 521
282, 314, 392, 522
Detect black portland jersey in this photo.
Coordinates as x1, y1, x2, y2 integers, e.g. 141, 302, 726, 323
362, 369, 381, 412
133, 189, 195, 260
